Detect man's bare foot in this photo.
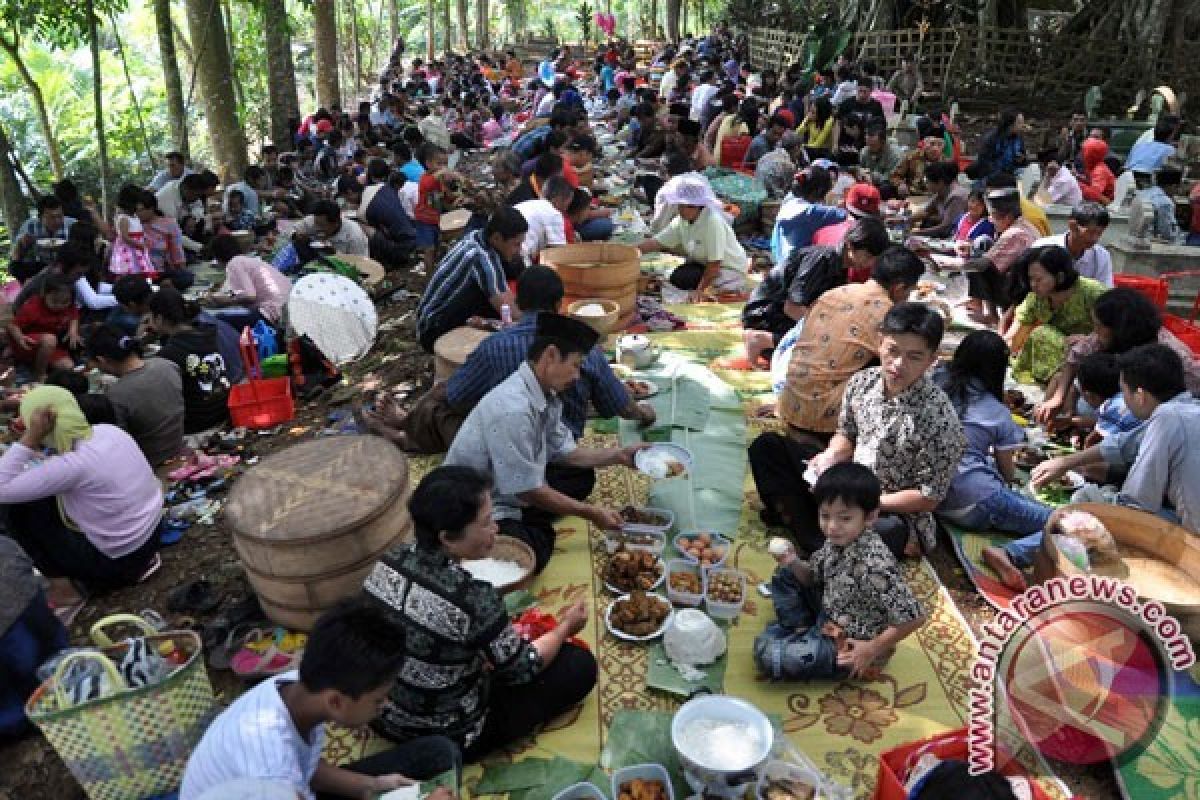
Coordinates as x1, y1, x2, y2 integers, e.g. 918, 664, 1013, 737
361, 409, 410, 448
48, 577, 85, 608
982, 546, 1028, 591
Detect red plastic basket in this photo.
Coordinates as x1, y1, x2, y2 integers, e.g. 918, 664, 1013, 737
1165, 315, 1200, 356
227, 327, 294, 429
720, 135, 752, 169
1113, 274, 1169, 309
871, 727, 1066, 800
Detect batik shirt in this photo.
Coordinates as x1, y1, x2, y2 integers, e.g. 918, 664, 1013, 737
838, 368, 965, 551
364, 543, 542, 747
811, 530, 923, 641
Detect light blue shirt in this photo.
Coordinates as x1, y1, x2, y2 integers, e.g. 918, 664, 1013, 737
770, 197, 846, 265
1124, 140, 1175, 172
1118, 392, 1200, 534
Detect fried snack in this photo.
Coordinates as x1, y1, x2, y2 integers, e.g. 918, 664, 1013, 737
605, 548, 663, 592
763, 778, 817, 800
676, 532, 727, 567
624, 379, 654, 399
706, 572, 742, 603
619, 779, 667, 800
665, 459, 686, 477
611, 590, 670, 636
668, 571, 701, 594
620, 506, 668, 526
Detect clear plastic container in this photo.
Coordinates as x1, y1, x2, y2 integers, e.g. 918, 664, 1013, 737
552, 782, 607, 800
612, 764, 676, 800
618, 507, 675, 537
665, 558, 705, 607
704, 567, 746, 620
674, 531, 731, 567
605, 529, 667, 556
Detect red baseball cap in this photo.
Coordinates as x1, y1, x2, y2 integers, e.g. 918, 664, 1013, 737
315, 119, 334, 135
845, 182, 881, 217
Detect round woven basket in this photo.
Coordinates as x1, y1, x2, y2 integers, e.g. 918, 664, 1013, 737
567, 298, 620, 335
440, 209, 472, 243
334, 254, 386, 287
480, 535, 536, 594
433, 326, 492, 381
224, 435, 412, 630
541, 243, 641, 292
1041, 503, 1200, 643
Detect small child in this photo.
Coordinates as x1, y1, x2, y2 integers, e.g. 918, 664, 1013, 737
108, 274, 154, 337
109, 184, 155, 276
953, 188, 996, 245
223, 190, 257, 232
412, 143, 459, 274
754, 463, 925, 681
8, 272, 80, 381
1072, 352, 1142, 483
180, 598, 461, 800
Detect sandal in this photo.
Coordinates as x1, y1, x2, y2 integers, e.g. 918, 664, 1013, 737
167, 579, 221, 614
230, 628, 306, 676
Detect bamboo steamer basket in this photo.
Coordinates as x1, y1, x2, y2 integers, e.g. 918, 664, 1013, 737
440, 209, 472, 244
433, 326, 493, 381
333, 254, 386, 287
1039, 503, 1200, 644
540, 243, 641, 293
224, 436, 412, 631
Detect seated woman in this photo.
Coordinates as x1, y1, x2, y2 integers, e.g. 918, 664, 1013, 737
0, 386, 163, 612
636, 175, 748, 300
359, 158, 418, 268
364, 466, 596, 762
0, 538, 67, 735
953, 189, 995, 244
1005, 245, 1106, 385
148, 287, 232, 434
206, 234, 293, 332
935, 330, 1052, 534
87, 324, 186, 468
770, 166, 846, 266
1033, 287, 1200, 424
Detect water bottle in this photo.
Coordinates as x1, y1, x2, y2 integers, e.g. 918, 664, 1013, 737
501, 304, 513, 326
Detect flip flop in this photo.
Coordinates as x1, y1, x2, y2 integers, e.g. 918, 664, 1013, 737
206, 621, 261, 670
50, 596, 87, 628
137, 553, 163, 583
167, 579, 221, 614
230, 628, 305, 677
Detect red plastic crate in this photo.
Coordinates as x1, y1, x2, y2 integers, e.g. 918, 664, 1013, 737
720, 135, 752, 169
1113, 274, 1169, 309
228, 377, 294, 429
1165, 315, 1200, 356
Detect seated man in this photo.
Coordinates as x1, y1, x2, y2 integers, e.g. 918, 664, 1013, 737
888, 136, 943, 198
985, 344, 1200, 589
756, 131, 808, 200
744, 113, 789, 165
1032, 202, 1112, 286
1036, 151, 1083, 207
180, 599, 460, 800
741, 216, 892, 367
443, 313, 646, 571
416, 208, 523, 352
754, 463, 925, 681
367, 266, 654, 452
751, 302, 964, 559
9, 196, 76, 283
858, 122, 902, 195
911, 161, 968, 239
156, 172, 211, 253
360, 159, 417, 268
291, 200, 371, 262
955, 189, 1040, 326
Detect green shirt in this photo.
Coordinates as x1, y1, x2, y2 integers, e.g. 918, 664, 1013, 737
654, 206, 747, 273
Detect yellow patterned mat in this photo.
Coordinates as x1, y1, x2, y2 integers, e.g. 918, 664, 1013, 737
324, 438, 1015, 798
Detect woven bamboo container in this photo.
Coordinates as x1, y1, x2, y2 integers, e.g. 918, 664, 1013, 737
224, 435, 412, 630
433, 326, 492, 381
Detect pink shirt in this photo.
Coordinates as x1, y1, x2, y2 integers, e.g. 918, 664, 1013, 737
222, 255, 293, 324
0, 425, 162, 557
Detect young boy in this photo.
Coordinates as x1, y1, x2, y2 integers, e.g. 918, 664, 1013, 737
1071, 352, 1143, 462
754, 463, 925, 681
223, 190, 256, 232
180, 599, 461, 800
412, 143, 459, 274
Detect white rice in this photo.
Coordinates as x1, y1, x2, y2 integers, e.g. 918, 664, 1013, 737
461, 558, 527, 586
575, 303, 608, 317
676, 718, 766, 771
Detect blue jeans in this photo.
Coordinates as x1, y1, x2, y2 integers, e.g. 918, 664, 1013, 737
752, 566, 848, 681
0, 589, 67, 737
576, 216, 615, 241
945, 488, 1052, 535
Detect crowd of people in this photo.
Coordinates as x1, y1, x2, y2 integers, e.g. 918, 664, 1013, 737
2, 23, 1199, 800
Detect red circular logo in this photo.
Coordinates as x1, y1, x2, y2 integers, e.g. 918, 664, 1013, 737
999, 603, 1170, 765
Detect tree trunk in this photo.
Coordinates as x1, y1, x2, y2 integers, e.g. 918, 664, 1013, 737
151, 0, 190, 158
262, 0, 301, 149
0, 35, 65, 181
457, 0, 469, 50
348, 0, 363, 97
221, 0, 246, 113
477, 0, 489, 49
87, 0, 111, 216
390, 0, 399, 50
0, 124, 29, 239
184, 0, 248, 180
426, 0, 435, 60
443, 0, 451, 54
313, 0, 341, 108
665, 0, 679, 42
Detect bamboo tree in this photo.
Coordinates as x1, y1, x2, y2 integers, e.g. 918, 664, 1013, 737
85, 0, 110, 213
349, 0, 363, 97
262, 0, 301, 149
390, 0, 398, 49
442, 0, 451, 53
426, 0, 435, 59
456, 0, 468, 50
184, 0, 249, 179
313, 0, 341, 108
476, 0, 489, 49
152, 0, 190, 158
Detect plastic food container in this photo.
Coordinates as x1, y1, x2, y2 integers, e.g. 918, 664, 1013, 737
552, 782, 607, 800
665, 558, 705, 607
620, 507, 675, 535
756, 759, 825, 800
606, 529, 667, 556
612, 764, 676, 800
673, 531, 731, 568
704, 568, 746, 620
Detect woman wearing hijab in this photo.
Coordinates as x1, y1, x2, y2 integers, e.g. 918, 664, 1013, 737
0, 386, 163, 611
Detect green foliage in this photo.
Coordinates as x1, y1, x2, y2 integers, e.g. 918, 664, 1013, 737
576, 2, 593, 44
